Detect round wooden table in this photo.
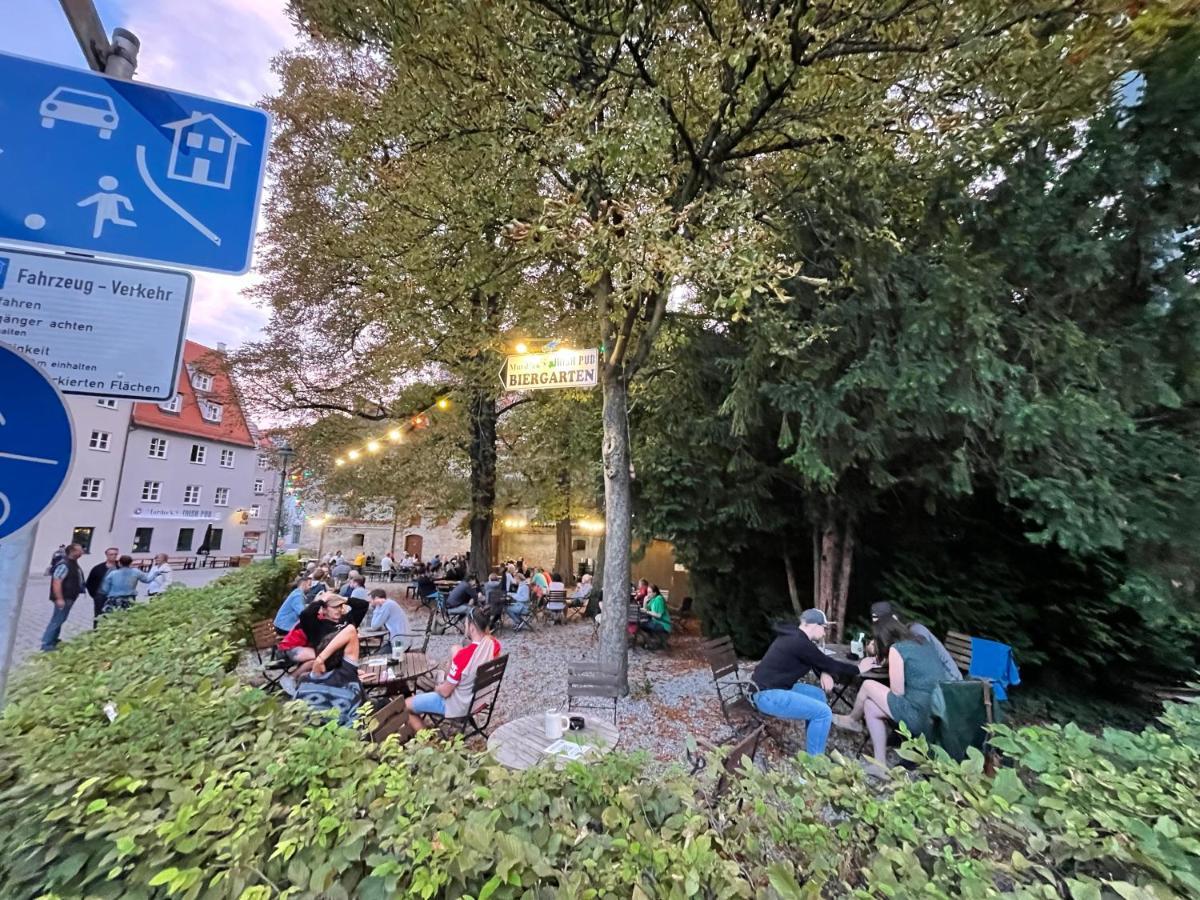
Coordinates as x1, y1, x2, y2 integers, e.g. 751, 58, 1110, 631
488, 713, 619, 770
358, 652, 437, 699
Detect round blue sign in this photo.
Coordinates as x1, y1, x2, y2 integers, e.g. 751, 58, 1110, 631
0, 344, 74, 539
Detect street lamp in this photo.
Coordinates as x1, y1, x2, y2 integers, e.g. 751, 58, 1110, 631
271, 442, 295, 563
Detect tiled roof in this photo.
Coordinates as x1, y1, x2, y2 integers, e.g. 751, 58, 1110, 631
130, 341, 257, 447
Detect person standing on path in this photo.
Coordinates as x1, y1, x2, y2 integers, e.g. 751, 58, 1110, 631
99, 556, 154, 616
40, 543, 85, 652
85, 547, 119, 626
146, 553, 173, 597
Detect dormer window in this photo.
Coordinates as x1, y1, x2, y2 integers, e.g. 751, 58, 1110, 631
199, 400, 223, 423
192, 372, 214, 392
159, 393, 182, 413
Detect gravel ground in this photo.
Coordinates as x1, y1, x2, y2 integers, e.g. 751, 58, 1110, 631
240, 594, 870, 768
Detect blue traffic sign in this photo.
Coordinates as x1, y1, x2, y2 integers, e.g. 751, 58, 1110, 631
0, 51, 270, 274
0, 343, 74, 539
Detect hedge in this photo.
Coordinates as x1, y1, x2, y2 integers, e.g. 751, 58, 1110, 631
1, 562, 1197, 898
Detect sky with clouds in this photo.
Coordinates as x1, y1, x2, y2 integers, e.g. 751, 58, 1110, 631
0, 0, 299, 349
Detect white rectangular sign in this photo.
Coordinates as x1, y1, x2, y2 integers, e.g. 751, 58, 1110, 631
131, 506, 218, 520
0, 245, 192, 400
504, 348, 599, 391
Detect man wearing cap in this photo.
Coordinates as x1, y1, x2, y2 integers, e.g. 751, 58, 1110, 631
870, 602, 961, 682
750, 609, 878, 755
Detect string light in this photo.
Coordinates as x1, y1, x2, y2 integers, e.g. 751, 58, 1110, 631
514, 342, 528, 354
332, 396, 453, 469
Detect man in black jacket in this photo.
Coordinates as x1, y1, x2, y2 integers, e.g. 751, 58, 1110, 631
84, 547, 119, 627
750, 609, 877, 755
40, 544, 85, 651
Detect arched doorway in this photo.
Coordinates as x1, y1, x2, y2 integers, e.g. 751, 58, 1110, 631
404, 534, 423, 560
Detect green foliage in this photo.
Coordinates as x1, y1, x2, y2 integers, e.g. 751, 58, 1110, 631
2, 560, 1198, 897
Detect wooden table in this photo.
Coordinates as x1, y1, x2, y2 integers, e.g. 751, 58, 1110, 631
488, 713, 619, 770
357, 626, 389, 656
359, 652, 437, 699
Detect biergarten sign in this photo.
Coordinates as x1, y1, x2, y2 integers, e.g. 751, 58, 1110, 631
503, 348, 599, 391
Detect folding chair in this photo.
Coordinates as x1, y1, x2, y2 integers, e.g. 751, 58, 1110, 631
249, 619, 279, 665
507, 598, 537, 632
433, 592, 466, 636
426, 655, 509, 740
544, 589, 567, 625
567, 662, 621, 725
701, 636, 762, 730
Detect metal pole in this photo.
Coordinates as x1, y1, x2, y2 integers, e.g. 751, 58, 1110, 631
0, 523, 39, 702
57, 0, 110, 71
271, 465, 286, 564
104, 27, 140, 78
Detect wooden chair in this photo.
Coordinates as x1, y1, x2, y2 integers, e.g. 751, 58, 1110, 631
567, 662, 621, 725
543, 589, 568, 625
701, 636, 761, 729
944, 631, 974, 676
426, 655, 509, 740
249, 618, 294, 692
396, 608, 435, 655
367, 695, 414, 743
687, 723, 766, 798
668, 596, 694, 628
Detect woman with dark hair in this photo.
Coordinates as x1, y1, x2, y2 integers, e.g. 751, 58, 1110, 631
406, 608, 502, 732
833, 615, 944, 769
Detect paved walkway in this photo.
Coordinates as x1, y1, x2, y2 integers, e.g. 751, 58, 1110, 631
10, 567, 234, 671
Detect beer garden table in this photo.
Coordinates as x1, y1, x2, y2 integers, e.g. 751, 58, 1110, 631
359, 652, 438, 700
488, 713, 619, 770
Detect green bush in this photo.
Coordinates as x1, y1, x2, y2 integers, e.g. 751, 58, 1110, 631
1, 561, 1196, 898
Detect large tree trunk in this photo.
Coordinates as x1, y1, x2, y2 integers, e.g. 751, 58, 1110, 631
553, 468, 573, 582
467, 388, 497, 581
815, 513, 855, 640
598, 369, 632, 689
782, 553, 805, 621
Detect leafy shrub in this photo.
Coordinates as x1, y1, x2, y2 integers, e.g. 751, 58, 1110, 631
1, 560, 1196, 898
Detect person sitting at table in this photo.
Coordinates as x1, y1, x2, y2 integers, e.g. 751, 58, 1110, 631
274, 575, 314, 635
639, 584, 671, 640
295, 621, 364, 727
569, 574, 593, 607
548, 572, 566, 593
353, 551, 367, 568
99, 555, 155, 615
633, 578, 650, 605
331, 558, 352, 584
415, 570, 438, 604
506, 571, 531, 627
278, 592, 355, 681
833, 614, 945, 770
405, 608, 501, 732
869, 601, 961, 682
445, 576, 477, 616
305, 568, 329, 601
528, 567, 548, 602
338, 571, 361, 598
750, 609, 878, 756
368, 588, 410, 654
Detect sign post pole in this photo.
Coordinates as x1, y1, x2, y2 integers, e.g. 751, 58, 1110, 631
0, 523, 38, 701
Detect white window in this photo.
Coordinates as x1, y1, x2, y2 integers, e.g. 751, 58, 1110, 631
208, 136, 225, 153
183, 485, 202, 505
190, 444, 207, 464
219, 449, 235, 468
141, 481, 162, 502
199, 400, 223, 423
214, 487, 230, 506
186, 131, 203, 149
79, 477, 103, 501
88, 430, 111, 451
257, 455, 269, 469
159, 394, 182, 413
148, 437, 169, 459
96, 398, 117, 409
249, 504, 261, 518
192, 372, 213, 392
253, 478, 264, 495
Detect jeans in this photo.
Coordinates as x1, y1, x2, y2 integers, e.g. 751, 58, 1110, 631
752, 681, 833, 755
40, 597, 76, 651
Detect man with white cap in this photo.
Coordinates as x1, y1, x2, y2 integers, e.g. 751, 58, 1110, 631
750, 609, 878, 755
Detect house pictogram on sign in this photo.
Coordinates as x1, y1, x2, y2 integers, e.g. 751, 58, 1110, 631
163, 113, 249, 190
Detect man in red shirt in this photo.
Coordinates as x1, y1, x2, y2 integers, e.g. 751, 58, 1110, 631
406, 608, 501, 732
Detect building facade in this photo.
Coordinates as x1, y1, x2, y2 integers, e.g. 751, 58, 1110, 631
31, 342, 284, 569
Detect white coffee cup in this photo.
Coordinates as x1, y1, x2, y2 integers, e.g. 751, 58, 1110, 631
544, 710, 569, 739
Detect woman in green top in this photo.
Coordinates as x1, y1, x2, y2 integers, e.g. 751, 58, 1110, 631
640, 585, 671, 638
833, 615, 944, 766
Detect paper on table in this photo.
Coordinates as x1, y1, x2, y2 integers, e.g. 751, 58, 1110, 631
543, 739, 595, 760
